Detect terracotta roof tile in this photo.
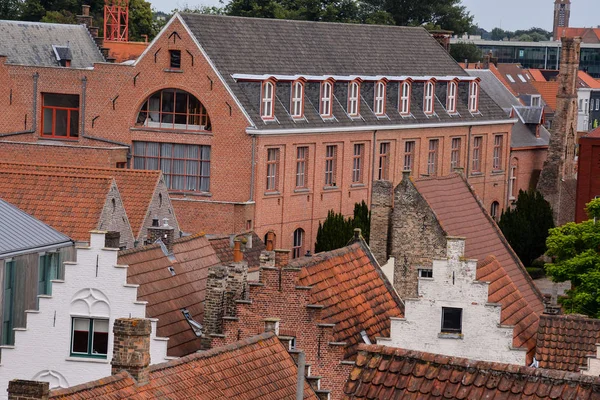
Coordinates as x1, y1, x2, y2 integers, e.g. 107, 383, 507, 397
343, 343, 600, 399
414, 174, 545, 315
50, 332, 318, 399
0, 162, 162, 239
531, 81, 560, 111
579, 71, 600, 89
0, 170, 114, 241
528, 69, 547, 82
477, 256, 539, 364
293, 241, 404, 359
208, 231, 266, 268
535, 314, 600, 372
118, 234, 221, 357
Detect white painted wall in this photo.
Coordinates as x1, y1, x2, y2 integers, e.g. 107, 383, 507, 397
377, 237, 527, 366
0, 231, 170, 398
585, 345, 600, 375
578, 88, 591, 132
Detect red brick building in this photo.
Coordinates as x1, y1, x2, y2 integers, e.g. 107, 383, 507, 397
575, 127, 600, 221
0, 14, 515, 253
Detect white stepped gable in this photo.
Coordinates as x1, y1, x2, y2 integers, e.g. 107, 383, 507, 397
0, 231, 170, 399
378, 237, 527, 366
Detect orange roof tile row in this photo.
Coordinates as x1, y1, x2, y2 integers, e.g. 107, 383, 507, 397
293, 241, 404, 359
50, 332, 318, 400
477, 256, 539, 364
579, 71, 600, 89
343, 344, 600, 399
531, 81, 560, 111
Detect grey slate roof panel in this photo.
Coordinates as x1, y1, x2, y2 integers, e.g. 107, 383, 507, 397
511, 122, 550, 148
514, 106, 544, 125
0, 198, 72, 258
180, 14, 509, 130
0, 20, 105, 68
465, 69, 522, 109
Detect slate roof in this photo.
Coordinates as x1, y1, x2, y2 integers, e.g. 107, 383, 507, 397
514, 106, 544, 125
413, 174, 545, 314
477, 256, 539, 364
0, 162, 164, 240
208, 231, 266, 268
0, 198, 72, 258
535, 314, 600, 372
292, 241, 404, 359
0, 20, 105, 68
179, 14, 509, 131
50, 332, 318, 400
343, 344, 600, 399
118, 233, 221, 357
0, 170, 114, 241
511, 119, 550, 148
466, 69, 522, 110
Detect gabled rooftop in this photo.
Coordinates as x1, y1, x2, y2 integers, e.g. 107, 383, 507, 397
208, 231, 266, 268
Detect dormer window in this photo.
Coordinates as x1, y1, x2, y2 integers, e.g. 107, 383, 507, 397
291, 80, 304, 119
399, 81, 411, 116
374, 81, 386, 116
447, 81, 457, 114
320, 81, 333, 118
424, 81, 435, 115
348, 81, 360, 117
469, 81, 479, 113
261, 80, 275, 120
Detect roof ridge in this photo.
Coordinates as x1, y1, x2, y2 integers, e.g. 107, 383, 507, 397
0, 169, 115, 181
118, 232, 207, 256
0, 162, 161, 175
50, 371, 133, 398
287, 242, 363, 269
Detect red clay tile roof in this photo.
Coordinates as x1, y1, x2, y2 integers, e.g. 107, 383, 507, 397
293, 241, 404, 359
535, 314, 600, 372
0, 170, 114, 241
414, 174, 545, 314
528, 68, 547, 82
50, 332, 318, 400
477, 256, 539, 364
118, 233, 221, 357
531, 81, 560, 111
0, 162, 162, 240
495, 64, 541, 96
586, 127, 600, 138
489, 64, 519, 97
208, 231, 267, 268
579, 71, 600, 89
343, 343, 600, 399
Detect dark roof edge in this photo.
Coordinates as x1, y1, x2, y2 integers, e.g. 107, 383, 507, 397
1, 240, 73, 259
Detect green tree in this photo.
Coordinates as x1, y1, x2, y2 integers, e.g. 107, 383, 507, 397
0, 0, 21, 20
545, 198, 600, 317
128, 0, 157, 41
449, 41, 482, 63
498, 190, 554, 267
20, 0, 46, 21
225, 0, 360, 22
314, 201, 371, 253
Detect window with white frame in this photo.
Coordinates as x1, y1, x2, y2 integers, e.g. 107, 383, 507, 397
469, 81, 479, 113
404, 141, 415, 171
492, 135, 503, 170
296, 146, 308, 189
261, 81, 275, 119
352, 143, 364, 183
447, 81, 457, 113
427, 139, 438, 176
374, 81, 386, 116
291, 81, 304, 118
400, 81, 411, 115
71, 318, 109, 358
531, 95, 541, 107
320, 81, 333, 117
348, 81, 360, 117
509, 160, 518, 200
424, 81, 435, 114
450, 137, 461, 170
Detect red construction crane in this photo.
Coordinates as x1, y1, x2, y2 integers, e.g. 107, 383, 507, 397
104, 0, 129, 42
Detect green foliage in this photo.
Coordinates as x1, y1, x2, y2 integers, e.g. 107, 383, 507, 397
0, 0, 22, 20
314, 201, 371, 253
490, 26, 550, 42
128, 0, 157, 41
449, 41, 482, 63
225, 0, 361, 23
545, 198, 600, 317
498, 190, 554, 267
526, 267, 545, 280
41, 10, 76, 23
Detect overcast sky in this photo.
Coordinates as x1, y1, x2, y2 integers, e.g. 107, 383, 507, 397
153, 0, 600, 32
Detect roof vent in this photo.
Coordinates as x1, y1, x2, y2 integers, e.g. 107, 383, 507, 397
181, 308, 203, 337
167, 266, 176, 276
360, 330, 372, 345
52, 44, 72, 67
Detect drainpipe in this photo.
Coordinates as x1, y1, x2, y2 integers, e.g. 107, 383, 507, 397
296, 351, 306, 400
81, 76, 87, 136
0, 72, 38, 137
466, 125, 472, 182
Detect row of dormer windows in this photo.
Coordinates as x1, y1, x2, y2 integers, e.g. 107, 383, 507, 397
259, 79, 480, 121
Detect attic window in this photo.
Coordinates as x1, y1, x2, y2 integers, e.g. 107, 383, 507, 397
52, 45, 72, 67
261, 80, 275, 120
441, 307, 462, 333
518, 74, 526, 83
446, 81, 457, 114
531, 95, 541, 107
374, 81, 386, 116
468, 81, 479, 113
320, 80, 333, 118
506, 74, 516, 83
169, 50, 181, 69
290, 80, 304, 119
348, 81, 360, 117
167, 266, 176, 276
181, 308, 203, 337
399, 81, 411, 116
423, 81, 435, 115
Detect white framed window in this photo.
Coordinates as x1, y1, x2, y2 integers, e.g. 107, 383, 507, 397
469, 81, 479, 113
352, 143, 364, 183
261, 81, 275, 119
71, 318, 109, 358
531, 95, 541, 107
446, 81, 457, 113
292, 228, 305, 259
418, 269, 433, 278
374, 81, 386, 116
320, 81, 333, 118
400, 81, 411, 115
509, 161, 518, 200
424, 81, 435, 115
296, 146, 308, 188
427, 139, 438, 176
348, 81, 360, 117
290, 81, 304, 118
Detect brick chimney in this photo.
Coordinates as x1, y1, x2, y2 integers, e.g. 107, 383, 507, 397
265, 231, 275, 251
76, 5, 93, 27
111, 318, 152, 385
148, 218, 175, 254
369, 180, 393, 264
7, 380, 49, 400
233, 239, 243, 263
275, 249, 290, 269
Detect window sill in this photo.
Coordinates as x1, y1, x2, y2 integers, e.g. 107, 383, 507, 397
264, 191, 281, 197
66, 356, 109, 363
491, 170, 505, 175
39, 136, 79, 142
350, 183, 366, 188
294, 188, 310, 194
438, 332, 463, 340
470, 172, 484, 177
323, 186, 339, 191
169, 191, 212, 197
164, 68, 183, 73
130, 127, 213, 135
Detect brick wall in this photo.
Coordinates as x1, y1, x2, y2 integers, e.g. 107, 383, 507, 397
369, 180, 393, 264
7, 380, 49, 400
510, 148, 547, 200
576, 136, 600, 221
111, 318, 152, 385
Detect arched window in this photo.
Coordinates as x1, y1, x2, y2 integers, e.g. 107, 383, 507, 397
469, 81, 479, 113
399, 81, 411, 116
136, 89, 211, 131
447, 81, 457, 113
424, 81, 435, 115
348, 81, 360, 117
490, 201, 500, 221
292, 228, 305, 259
320, 81, 333, 118
374, 81, 386, 116
261, 80, 275, 119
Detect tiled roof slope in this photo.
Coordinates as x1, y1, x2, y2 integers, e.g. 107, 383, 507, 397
466, 69, 522, 110
477, 256, 539, 364
179, 14, 509, 131
0, 198, 72, 258
414, 174, 545, 314
0, 162, 163, 240
0, 170, 113, 241
579, 71, 600, 89
535, 314, 600, 372
293, 241, 404, 359
531, 81, 560, 111
51, 332, 318, 399
343, 344, 600, 399
0, 20, 105, 68
208, 231, 266, 268
118, 234, 221, 357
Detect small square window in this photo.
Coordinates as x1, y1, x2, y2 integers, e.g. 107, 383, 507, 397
169, 50, 181, 69
441, 307, 462, 333
418, 269, 433, 278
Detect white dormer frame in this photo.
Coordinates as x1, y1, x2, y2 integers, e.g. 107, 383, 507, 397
320, 80, 334, 118
261, 79, 276, 120
469, 80, 480, 113
399, 80, 412, 116
374, 80, 387, 116
446, 80, 458, 114
348, 80, 361, 117
290, 79, 305, 119
424, 80, 436, 115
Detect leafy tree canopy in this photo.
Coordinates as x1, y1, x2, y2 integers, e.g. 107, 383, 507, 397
545, 198, 600, 317
0, 0, 22, 20
490, 26, 550, 42
449, 41, 482, 63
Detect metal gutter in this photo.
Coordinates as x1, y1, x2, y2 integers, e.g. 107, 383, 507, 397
1, 240, 73, 259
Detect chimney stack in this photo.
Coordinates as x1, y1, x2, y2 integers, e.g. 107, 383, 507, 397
274, 249, 290, 269
104, 231, 121, 249
147, 218, 175, 254
111, 318, 152, 385
265, 231, 275, 251
7, 380, 49, 400
233, 239, 243, 263
76, 5, 93, 27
